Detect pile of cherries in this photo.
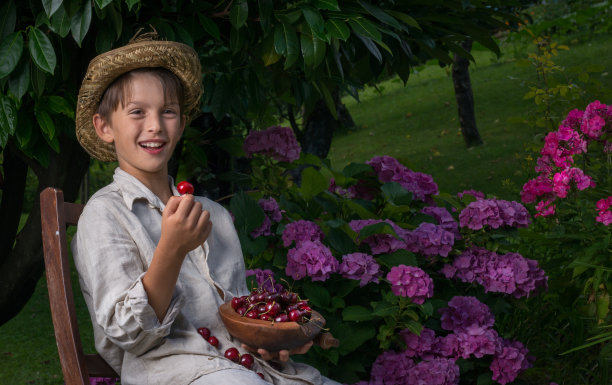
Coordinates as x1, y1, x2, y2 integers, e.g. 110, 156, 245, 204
196, 326, 263, 378
231, 288, 312, 323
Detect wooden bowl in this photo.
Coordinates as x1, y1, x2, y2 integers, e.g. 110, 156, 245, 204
218, 302, 326, 352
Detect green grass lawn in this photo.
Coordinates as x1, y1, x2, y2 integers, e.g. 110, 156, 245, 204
1, 33, 610, 384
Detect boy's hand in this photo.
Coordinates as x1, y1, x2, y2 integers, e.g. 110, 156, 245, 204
161, 194, 212, 257
240, 341, 313, 363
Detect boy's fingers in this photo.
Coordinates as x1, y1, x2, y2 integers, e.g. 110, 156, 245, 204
187, 201, 203, 225
164, 196, 181, 215
175, 194, 195, 217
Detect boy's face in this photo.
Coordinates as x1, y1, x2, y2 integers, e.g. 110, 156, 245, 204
93, 72, 185, 181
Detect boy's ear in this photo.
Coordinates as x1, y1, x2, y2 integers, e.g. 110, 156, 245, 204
92, 113, 114, 144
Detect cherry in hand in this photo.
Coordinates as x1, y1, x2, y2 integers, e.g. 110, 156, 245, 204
177, 181, 194, 195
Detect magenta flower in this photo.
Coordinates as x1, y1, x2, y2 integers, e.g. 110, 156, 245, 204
339, 253, 381, 286
245, 268, 282, 292
243, 126, 301, 162
404, 222, 455, 257
349, 219, 406, 255
595, 196, 612, 225
370, 349, 415, 385
457, 189, 485, 200
386, 265, 434, 304
421, 206, 461, 239
439, 296, 495, 336
459, 199, 530, 230
285, 241, 338, 281
259, 197, 282, 222
400, 327, 437, 360
490, 339, 534, 385
250, 215, 272, 238
407, 357, 460, 385
455, 329, 501, 359
282, 220, 323, 247
367, 155, 439, 201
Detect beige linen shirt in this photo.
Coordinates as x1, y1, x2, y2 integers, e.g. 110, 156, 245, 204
72, 168, 329, 385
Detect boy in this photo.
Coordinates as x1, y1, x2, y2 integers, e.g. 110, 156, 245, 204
72, 35, 340, 385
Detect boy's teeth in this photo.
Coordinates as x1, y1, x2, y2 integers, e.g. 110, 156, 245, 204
141, 142, 163, 148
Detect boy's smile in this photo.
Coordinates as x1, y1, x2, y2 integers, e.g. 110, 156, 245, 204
93, 72, 185, 186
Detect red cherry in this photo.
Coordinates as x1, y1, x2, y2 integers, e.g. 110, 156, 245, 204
207, 336, 219, 347
259, 313, 273, 321
239, 353, 254, 369
265, 301, 282, 317
245, 310, 259, 319
224, 347, 240, 362
237, 306, 248, 316
231, 296, 245, 310
197, 327, 211, 339
288, 309, 303, 322
177, 181, 194, 195
274, 313, 289, 322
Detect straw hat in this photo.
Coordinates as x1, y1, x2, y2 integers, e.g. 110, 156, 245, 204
75, 33, 202, 162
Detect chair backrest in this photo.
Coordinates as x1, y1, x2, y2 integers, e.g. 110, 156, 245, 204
40, 187, 119, 385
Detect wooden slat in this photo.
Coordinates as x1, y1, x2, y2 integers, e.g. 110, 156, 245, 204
40, 187, 119, 384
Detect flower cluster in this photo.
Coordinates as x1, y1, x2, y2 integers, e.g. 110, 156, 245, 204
250, 197, 283, 238
369, 349, 415, 385
282, 220, 323, 247
490, 339, 534, 385
328, 178, 376, 200
459, 199, 531, 230
440, 296, 495, 335
367, 155, 439, 201
521, 101, 611, 217
440, 247, 548, 298
245, 268, 283, 293
408, 357, 460, 385
596, 196, 612, 225
457, 189, 485, 200
285, 240, 338, 281
339, 252, 382, 287
386, 265, 433, 304
243, 126, 301, 162
349, 219, 407, 255
404, 222, 455, 257
421, 206, 461, 239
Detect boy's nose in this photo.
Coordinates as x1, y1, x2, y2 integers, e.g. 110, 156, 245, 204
147, 115, 163, 133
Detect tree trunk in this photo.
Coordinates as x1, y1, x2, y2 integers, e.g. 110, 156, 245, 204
0, 138, 89, 326
452, 39, 483, 147
301, 99, 338, 159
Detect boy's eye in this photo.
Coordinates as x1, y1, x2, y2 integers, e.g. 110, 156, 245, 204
129, 109, 143, 115
163, 109, 178, 115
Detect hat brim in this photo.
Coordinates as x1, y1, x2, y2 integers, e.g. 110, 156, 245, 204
75, 40, 202, 162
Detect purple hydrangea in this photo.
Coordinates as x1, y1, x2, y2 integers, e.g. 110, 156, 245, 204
367, 155, 439, 201
245, 268, 283, 293
421, 206, 461, 239
457, 189, 485, 200
459, 199, 531, 230
407, 357, 460, 385
349, 219, 407, 255
455, 329, 501, 359
386, 265, 434, 304
285, 241, 338, 281
243, 126, 301, 162
250, 215, 272, 238
329, 178, 376, 200
339, 252, 382, 286
434, 333, 461, 359
282, 220, 323, 247
370, 349, 415, 385
440, 247, 548, 298
439, 296, 495, 336
490, 339, 534, 385
259, 197, 282, 222
400, 327, 437, 360
404, 222, 455, 257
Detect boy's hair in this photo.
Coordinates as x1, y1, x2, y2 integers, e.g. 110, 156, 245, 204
96, 67, 185, 120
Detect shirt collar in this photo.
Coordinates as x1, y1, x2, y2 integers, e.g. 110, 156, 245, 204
112, 167, 179, 211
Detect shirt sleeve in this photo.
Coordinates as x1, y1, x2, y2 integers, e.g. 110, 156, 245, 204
73, 198, 184, 356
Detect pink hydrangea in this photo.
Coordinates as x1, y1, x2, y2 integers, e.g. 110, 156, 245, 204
367, 155, 439, 201
404, 223, 455, 257
459, 199, 530, 230
386, 265, 434, 304
282, 220, 323, 247
349, 219, 407, 255
455, 329, 501, 359
370, 349, 415, 385
421, 206, 461, 239
434, 333, 461, 359
243, 126, 301, 162
595, 196, 612, 225
490, 339, 534, 385
400, 327, 437, 360
407, 357, 460, 385
439, 296, 495, 336
339, 252, 381, 286
285, 241, 338, 281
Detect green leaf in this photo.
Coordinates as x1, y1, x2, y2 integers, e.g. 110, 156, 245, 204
274, 23, 300, 69
327, 227, 357, 255
36, 108, 55, 141
198, 14, 220, 40
299, 167, 328, 200
50, 5, 72, 38
8, 57, 30, 99
71, 0, 92, 47
107, 3, 122, 39
336, 322, 376, 354
342, 305, 375, 321
125, 0, 140, 11
377, 249, 417, 268
0, 94, 17, 147
230, 0, 248, 29
355, 34, 382, 62
386, 10, 421, 29
0, 1, 16, 39
230, 191, 265, 235
94, 0, 114, 10
0, 32, 23, 79
348, 17, 382, 42
300, 32, 326, 68
344, 200, 377, 219
381, 182, 413, 205
342, 162, 372, 178
95, 24, 115, 54
172, 22, 194, 47
258, 0, 273, 32
15, 108, 33, 148
42, 0, 62, 18
46, 96, 74, 119
185, 140, 208, 167
315, 0, 340, 11
372, 301, 398, 317
325, 19, 350, 41
358, 1, 402, 30
316, 81, 337, 119
28, 27, 56, 74
303, 281, 331, 308
359, 221, 402, 240
300, 5, 326, 40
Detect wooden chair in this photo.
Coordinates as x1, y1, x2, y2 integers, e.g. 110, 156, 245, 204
40, 187, 119, 385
